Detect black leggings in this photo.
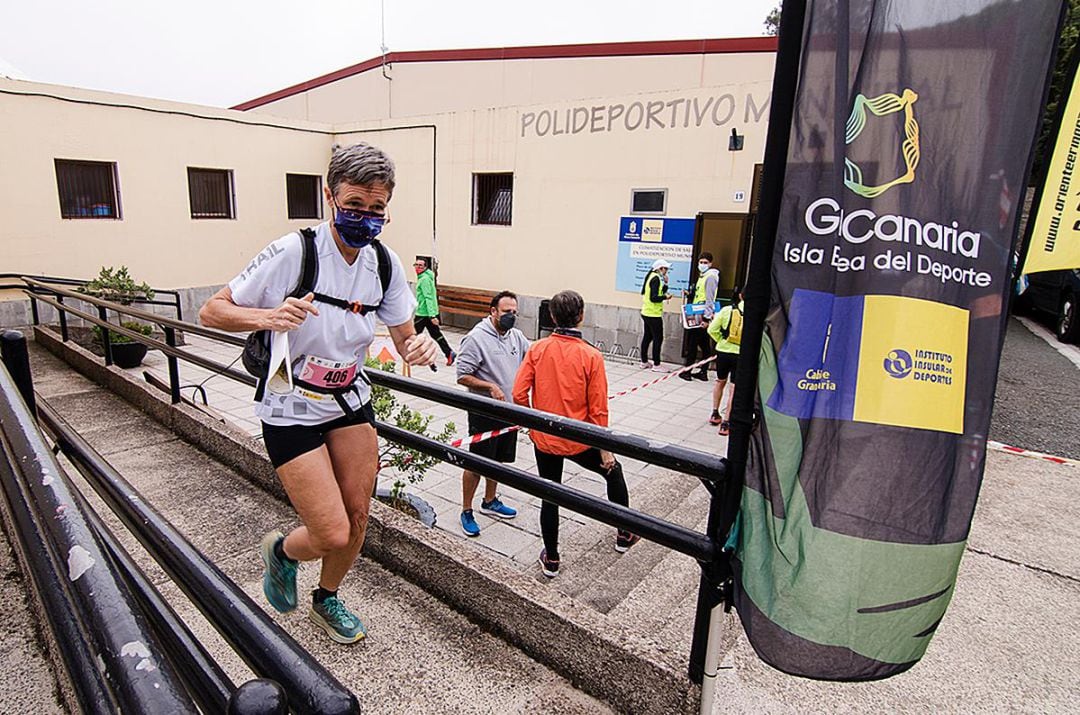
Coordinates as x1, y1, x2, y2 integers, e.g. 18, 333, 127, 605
684, 327, 713, 368
413, 316, 453, 358
534, 447, 629, 561
640, 315, 664, 365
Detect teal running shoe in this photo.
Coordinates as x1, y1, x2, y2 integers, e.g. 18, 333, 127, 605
259, 531, 298, 613
309, 596, 367, 644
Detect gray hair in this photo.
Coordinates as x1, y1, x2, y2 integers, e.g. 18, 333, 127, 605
327, 143, 396, 197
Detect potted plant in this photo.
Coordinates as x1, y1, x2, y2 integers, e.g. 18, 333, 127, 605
367, 358, 455, 527
80, 266, 155, 368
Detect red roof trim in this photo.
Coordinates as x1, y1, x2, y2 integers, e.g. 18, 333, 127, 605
231, 36, 777, 111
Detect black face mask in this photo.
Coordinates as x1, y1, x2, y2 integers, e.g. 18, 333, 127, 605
497, 313, 516, 332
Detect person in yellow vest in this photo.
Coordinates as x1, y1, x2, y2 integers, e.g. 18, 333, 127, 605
679, 253, 720, 381
639, 259, 673, 372
706, 287, 743, 435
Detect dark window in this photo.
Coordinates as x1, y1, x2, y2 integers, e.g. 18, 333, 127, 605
187, 167, 235, 219
54, 159, 121, 219
472, 173, 513, 225
286, 173, 322, 220
631, 189, 666, 214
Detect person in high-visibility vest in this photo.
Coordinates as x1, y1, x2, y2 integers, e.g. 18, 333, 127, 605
639, 259, 673, 371
679, 252, 720, 381
706, 286, 743, 435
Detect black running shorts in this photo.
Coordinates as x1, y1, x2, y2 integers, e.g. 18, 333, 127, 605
714, 352, 738, 381
466, 413, 518, 463
262, 402, 376, 468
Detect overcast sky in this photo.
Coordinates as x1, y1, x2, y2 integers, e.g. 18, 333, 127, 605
0, 1, 779, 108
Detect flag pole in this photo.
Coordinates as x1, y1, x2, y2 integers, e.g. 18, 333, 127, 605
689, 0, 808, 707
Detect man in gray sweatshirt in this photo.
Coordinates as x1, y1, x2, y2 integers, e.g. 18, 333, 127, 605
455, 290, 531, 537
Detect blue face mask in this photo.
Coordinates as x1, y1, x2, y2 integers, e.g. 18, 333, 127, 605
333, 202, 386, 248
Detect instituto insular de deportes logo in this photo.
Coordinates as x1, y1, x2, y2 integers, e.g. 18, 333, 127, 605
883, 349, 913, 379
844, 88, 921, 199
882, 347, 956, 385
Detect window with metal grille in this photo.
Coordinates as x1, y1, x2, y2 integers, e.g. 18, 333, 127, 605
286, 173, 322, 220
187, 167, 235, 219
54, 159, 121, 219
630, 189, 667, 215
472, 173, 513, 225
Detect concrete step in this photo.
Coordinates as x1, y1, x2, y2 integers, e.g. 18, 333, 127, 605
604, 487, 713, 654
573, 478, 712, 618
550, 463, 705, 603
22, 344, 612, 713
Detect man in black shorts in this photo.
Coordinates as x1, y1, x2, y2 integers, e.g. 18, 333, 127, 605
455, 291, 530, 536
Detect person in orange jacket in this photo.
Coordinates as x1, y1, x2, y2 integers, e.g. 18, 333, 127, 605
512, 290, 638, 578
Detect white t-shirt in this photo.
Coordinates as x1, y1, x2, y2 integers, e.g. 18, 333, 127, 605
228, 222, 416, 426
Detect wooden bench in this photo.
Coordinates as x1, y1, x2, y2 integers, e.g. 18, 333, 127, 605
438, 285, 498, 327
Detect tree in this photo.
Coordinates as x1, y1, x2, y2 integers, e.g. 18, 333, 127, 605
764, 4, 782, 35
1033, 0, 1080, 181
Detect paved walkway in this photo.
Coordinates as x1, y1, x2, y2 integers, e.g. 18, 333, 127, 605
135, 326, 723, 576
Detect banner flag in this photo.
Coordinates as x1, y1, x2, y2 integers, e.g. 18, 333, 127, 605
1025, 48, 1080, 274
735, 0, 1063, 680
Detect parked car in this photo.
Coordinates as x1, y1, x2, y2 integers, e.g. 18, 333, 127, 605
1019, 268, 1080, 344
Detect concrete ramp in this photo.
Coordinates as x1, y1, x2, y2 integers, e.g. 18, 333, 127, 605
25, 343, 610, 714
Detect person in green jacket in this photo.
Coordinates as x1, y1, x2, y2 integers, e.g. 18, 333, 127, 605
706, 287, 743, 435
412, 257, 455, 365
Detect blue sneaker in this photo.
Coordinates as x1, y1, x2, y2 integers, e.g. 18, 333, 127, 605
309, 595, 367, 644
480, 497, 517, 520
460, 510, 481, 537
259, 531, 297, 613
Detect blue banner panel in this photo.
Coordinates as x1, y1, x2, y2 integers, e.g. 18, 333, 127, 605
615, 216, 696, 293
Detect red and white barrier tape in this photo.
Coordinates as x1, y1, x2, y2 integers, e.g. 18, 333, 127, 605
448, 425, 521, 449
608, 355, 716, 399
987, 440, 1079, 467
443, 355, 716, 449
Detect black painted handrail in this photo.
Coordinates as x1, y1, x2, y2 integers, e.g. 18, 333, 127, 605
40, 400, 360, 715
377, 421, 716, 562
22, 277, 238, 345
369, 370, 727, 485
0, 365, 197, 713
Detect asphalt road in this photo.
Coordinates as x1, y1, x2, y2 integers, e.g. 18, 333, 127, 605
990, 317, 1080, 460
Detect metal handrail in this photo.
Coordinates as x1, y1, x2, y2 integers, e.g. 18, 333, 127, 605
0, 363, 197, 713
2, 272, 185, 320
370, 370, 727, 484
28, 282, 734, 685
26, 284, 727, 484
378, 421, 717, 561
40, 400, 360, 715
22, 277, 236, 345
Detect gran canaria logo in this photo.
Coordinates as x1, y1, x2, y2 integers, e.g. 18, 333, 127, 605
845, 89, 920, 198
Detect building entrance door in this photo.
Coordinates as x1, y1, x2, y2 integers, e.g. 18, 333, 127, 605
681, 212, 751, 357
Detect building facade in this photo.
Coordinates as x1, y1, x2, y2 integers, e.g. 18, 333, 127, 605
2, 38, 777, 358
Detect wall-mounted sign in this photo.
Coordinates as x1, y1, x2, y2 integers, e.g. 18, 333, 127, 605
615, 216, 695, 294
733, 190, 747, 202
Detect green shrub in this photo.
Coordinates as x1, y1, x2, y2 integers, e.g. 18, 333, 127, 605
92, 320, 153, 345
81, 266, 155, 347
80, 266, 154, 305
365, 357, 455, 502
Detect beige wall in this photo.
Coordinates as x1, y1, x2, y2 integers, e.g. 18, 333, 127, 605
300, 51, 775, 313
0, 79, 334, 292
251, 53, 774, 126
